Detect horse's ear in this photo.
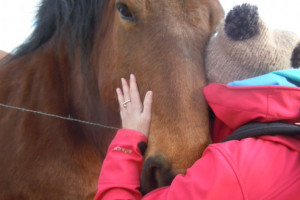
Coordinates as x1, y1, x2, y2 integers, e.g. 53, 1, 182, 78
208, 0, 225, 33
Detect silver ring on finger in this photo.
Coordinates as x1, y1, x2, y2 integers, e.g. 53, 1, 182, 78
123, 100, 131, 109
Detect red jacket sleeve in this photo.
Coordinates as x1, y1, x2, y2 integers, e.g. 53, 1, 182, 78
94, 129, 148, 200
94, 129, 244, 200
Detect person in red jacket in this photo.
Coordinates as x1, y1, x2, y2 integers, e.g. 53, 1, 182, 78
94, 73, 300, 200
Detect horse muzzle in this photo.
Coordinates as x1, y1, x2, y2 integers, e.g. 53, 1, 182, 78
140, 155, 176, 195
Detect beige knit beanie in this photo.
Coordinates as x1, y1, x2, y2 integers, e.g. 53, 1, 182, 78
205, 4, 300, 84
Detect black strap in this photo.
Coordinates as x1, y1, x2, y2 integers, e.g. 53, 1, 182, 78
223, 122, 300, 142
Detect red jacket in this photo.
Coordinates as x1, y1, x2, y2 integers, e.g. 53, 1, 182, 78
95, 84, 300, 200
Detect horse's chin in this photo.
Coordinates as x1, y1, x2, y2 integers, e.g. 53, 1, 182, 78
140, 155, 176, 195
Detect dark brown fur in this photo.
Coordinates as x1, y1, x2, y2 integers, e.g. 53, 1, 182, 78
0, 0, 223, 198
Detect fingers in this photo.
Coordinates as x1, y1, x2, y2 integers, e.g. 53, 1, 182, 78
130, 74, 143, 111
121, 78, 131, 103
116, 75, 153, 137
117, 75, 152, 114
143, 91, 153, 117
116, 88, 124, 109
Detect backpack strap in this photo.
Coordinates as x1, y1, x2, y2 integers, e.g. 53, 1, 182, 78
222, 122, 300, 142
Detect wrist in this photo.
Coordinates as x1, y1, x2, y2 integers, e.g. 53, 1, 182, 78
109, 129, 148, 155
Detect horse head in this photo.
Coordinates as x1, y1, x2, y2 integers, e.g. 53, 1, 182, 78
96, 0, 224, 193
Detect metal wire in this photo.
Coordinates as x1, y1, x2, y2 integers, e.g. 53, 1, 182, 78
0, 103, 119, 130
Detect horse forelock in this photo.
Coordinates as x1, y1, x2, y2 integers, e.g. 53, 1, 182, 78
11, 0, 107, 64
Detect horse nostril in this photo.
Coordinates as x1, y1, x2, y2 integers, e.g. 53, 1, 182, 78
140, 155, 175, 195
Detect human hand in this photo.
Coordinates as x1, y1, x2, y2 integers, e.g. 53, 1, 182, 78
116, 74, 153, 138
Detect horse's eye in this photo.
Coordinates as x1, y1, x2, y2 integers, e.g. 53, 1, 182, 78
117, 3, 134, 21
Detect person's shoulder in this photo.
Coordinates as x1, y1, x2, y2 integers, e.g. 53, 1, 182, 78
208, 135, 300, 179
205, 136, 285, 167
208, 137, 258, 154
207, 136, 300, 198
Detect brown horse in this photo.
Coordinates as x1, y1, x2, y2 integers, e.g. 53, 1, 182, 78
0, 0, 223, 198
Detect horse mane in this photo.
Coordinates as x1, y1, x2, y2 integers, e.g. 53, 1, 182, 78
12, 0, 106, 62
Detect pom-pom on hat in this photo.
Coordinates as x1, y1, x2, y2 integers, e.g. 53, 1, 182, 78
205, 4, 300, 84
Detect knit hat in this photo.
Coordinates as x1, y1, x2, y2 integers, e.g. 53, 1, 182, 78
205, 4, 300, 84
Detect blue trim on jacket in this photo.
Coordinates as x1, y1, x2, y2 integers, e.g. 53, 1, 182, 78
228, 69, 300, 87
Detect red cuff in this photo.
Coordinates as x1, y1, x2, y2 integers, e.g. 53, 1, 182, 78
108, 129, 148, 155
